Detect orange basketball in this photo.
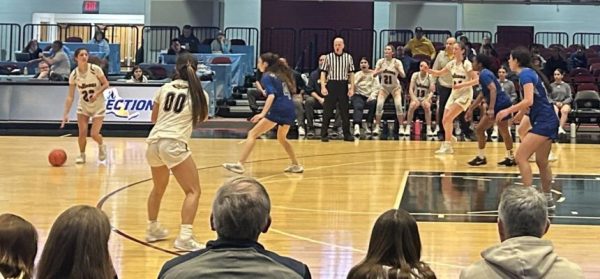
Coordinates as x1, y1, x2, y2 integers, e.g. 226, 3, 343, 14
48, 149, 67, 167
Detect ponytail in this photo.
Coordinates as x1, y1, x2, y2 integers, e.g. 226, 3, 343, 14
176, 53, 209, 126
260, 52, 296, 94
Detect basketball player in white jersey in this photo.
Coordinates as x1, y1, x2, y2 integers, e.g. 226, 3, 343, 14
61, 48, 109, 164
145, 53, 209, 251
429, 42, 476, 154
407, 60, 436, 137
372, 44, 406, 137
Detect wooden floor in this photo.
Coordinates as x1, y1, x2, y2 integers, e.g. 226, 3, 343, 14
1, 136, 599, 278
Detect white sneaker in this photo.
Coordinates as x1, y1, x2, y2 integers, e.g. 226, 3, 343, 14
75, 153, 86, 164
548, 151, 558, 162
298, 126, 306, 137
492, 126, 499, 139
372, 126, 380, 136
403, 125, 411, 137
284, 164, 304, 173
528, 153, 536, 162
558, 127, 566, 135
353, 124, 361, 137
145, 223, 169, 243
427, 129, 435, 137
435, 142, 454, 154
454, 123, 461, 136
222, 162, 245, 174
98, 144, 107, 161
174, 236, 205, 251
365, 126, 372, 135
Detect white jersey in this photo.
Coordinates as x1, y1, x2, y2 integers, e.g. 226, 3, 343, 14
147, 80, 209, 145
69, 63, 105, 109
444, 59, 474, 97
410, 72, 434, 99
376, 58, 405, 88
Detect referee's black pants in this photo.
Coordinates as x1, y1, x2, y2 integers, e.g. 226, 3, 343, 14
322, 80, 350, 138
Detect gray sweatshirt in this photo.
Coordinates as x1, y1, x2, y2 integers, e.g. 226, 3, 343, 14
549, 82, 572, 104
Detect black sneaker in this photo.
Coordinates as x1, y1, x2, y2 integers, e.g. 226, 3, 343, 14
343, 135, 354, 142
498, 157, 517, 166
306, 128, 315, 139
468, 156, 487, 166
321, 135, 329, 142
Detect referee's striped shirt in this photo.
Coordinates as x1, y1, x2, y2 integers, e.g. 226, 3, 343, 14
320, 52, 355, 81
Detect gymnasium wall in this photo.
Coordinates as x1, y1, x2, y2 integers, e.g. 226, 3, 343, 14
0, 0, 146, 25
149, 0, 216, 27
389, 1, 600, 40
392, 2, 459, 32
462, 4, 600, 37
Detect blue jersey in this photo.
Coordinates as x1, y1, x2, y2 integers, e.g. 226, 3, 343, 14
519, 68, 559, 139
261, 73, 295, 125
479, 69, 511, 112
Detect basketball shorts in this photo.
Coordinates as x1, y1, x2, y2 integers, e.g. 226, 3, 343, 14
146, 139, 192, 169
381, 85, 402, 96
77, 99, 106, 118
445, 91, 473, 111
530, 116, 559, 141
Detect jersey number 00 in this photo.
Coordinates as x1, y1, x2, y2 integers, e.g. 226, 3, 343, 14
163, 92, 187, 113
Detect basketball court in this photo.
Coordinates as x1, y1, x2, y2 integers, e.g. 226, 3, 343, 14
1, 135, 599, 278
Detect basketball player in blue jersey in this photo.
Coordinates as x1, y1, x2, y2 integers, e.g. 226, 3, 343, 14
495, 47, 559, 209
61, 48, 109, 164
223, 53, 303, 174
461, 54, 515, 166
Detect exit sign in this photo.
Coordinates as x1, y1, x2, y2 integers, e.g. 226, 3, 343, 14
82, 1, 100, 14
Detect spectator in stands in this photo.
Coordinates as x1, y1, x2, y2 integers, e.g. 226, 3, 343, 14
480, 44, 500, 73
568, 44, 587, 71
347, 208, 436, 279
404, 27, 436, 59
550, 69, 572, 135
178, 25, 201, 53
211, 31, 231, 54
246, 70, 266, 117
544, 47, 568, 79
352, 57, 379, 137
38, 40, 71, 80
22, 39, 42, 61
460, 36, 476, 61
88, 30, 110, 59
158, 177, 312, 279
305, 55, 342, 138
35, 60, 50, 79
0, 214, 38, 279
37, 205, 117, 279
479, 36, 497, 57
126, 66, 148, 83
498, 66, 517, 103
460, 186, 584, 278
167, 38, 184, 55
532, 55, 543, 69
395, 46, 417, 75
280, 58, 309, 137
530, 45, 546, 68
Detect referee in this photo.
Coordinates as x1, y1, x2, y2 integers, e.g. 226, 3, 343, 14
320, 37, 355, 142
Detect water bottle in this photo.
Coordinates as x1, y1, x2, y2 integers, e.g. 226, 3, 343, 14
570, 123, 576, 138
23, 67, 28, 75
414, 120, 422, 138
